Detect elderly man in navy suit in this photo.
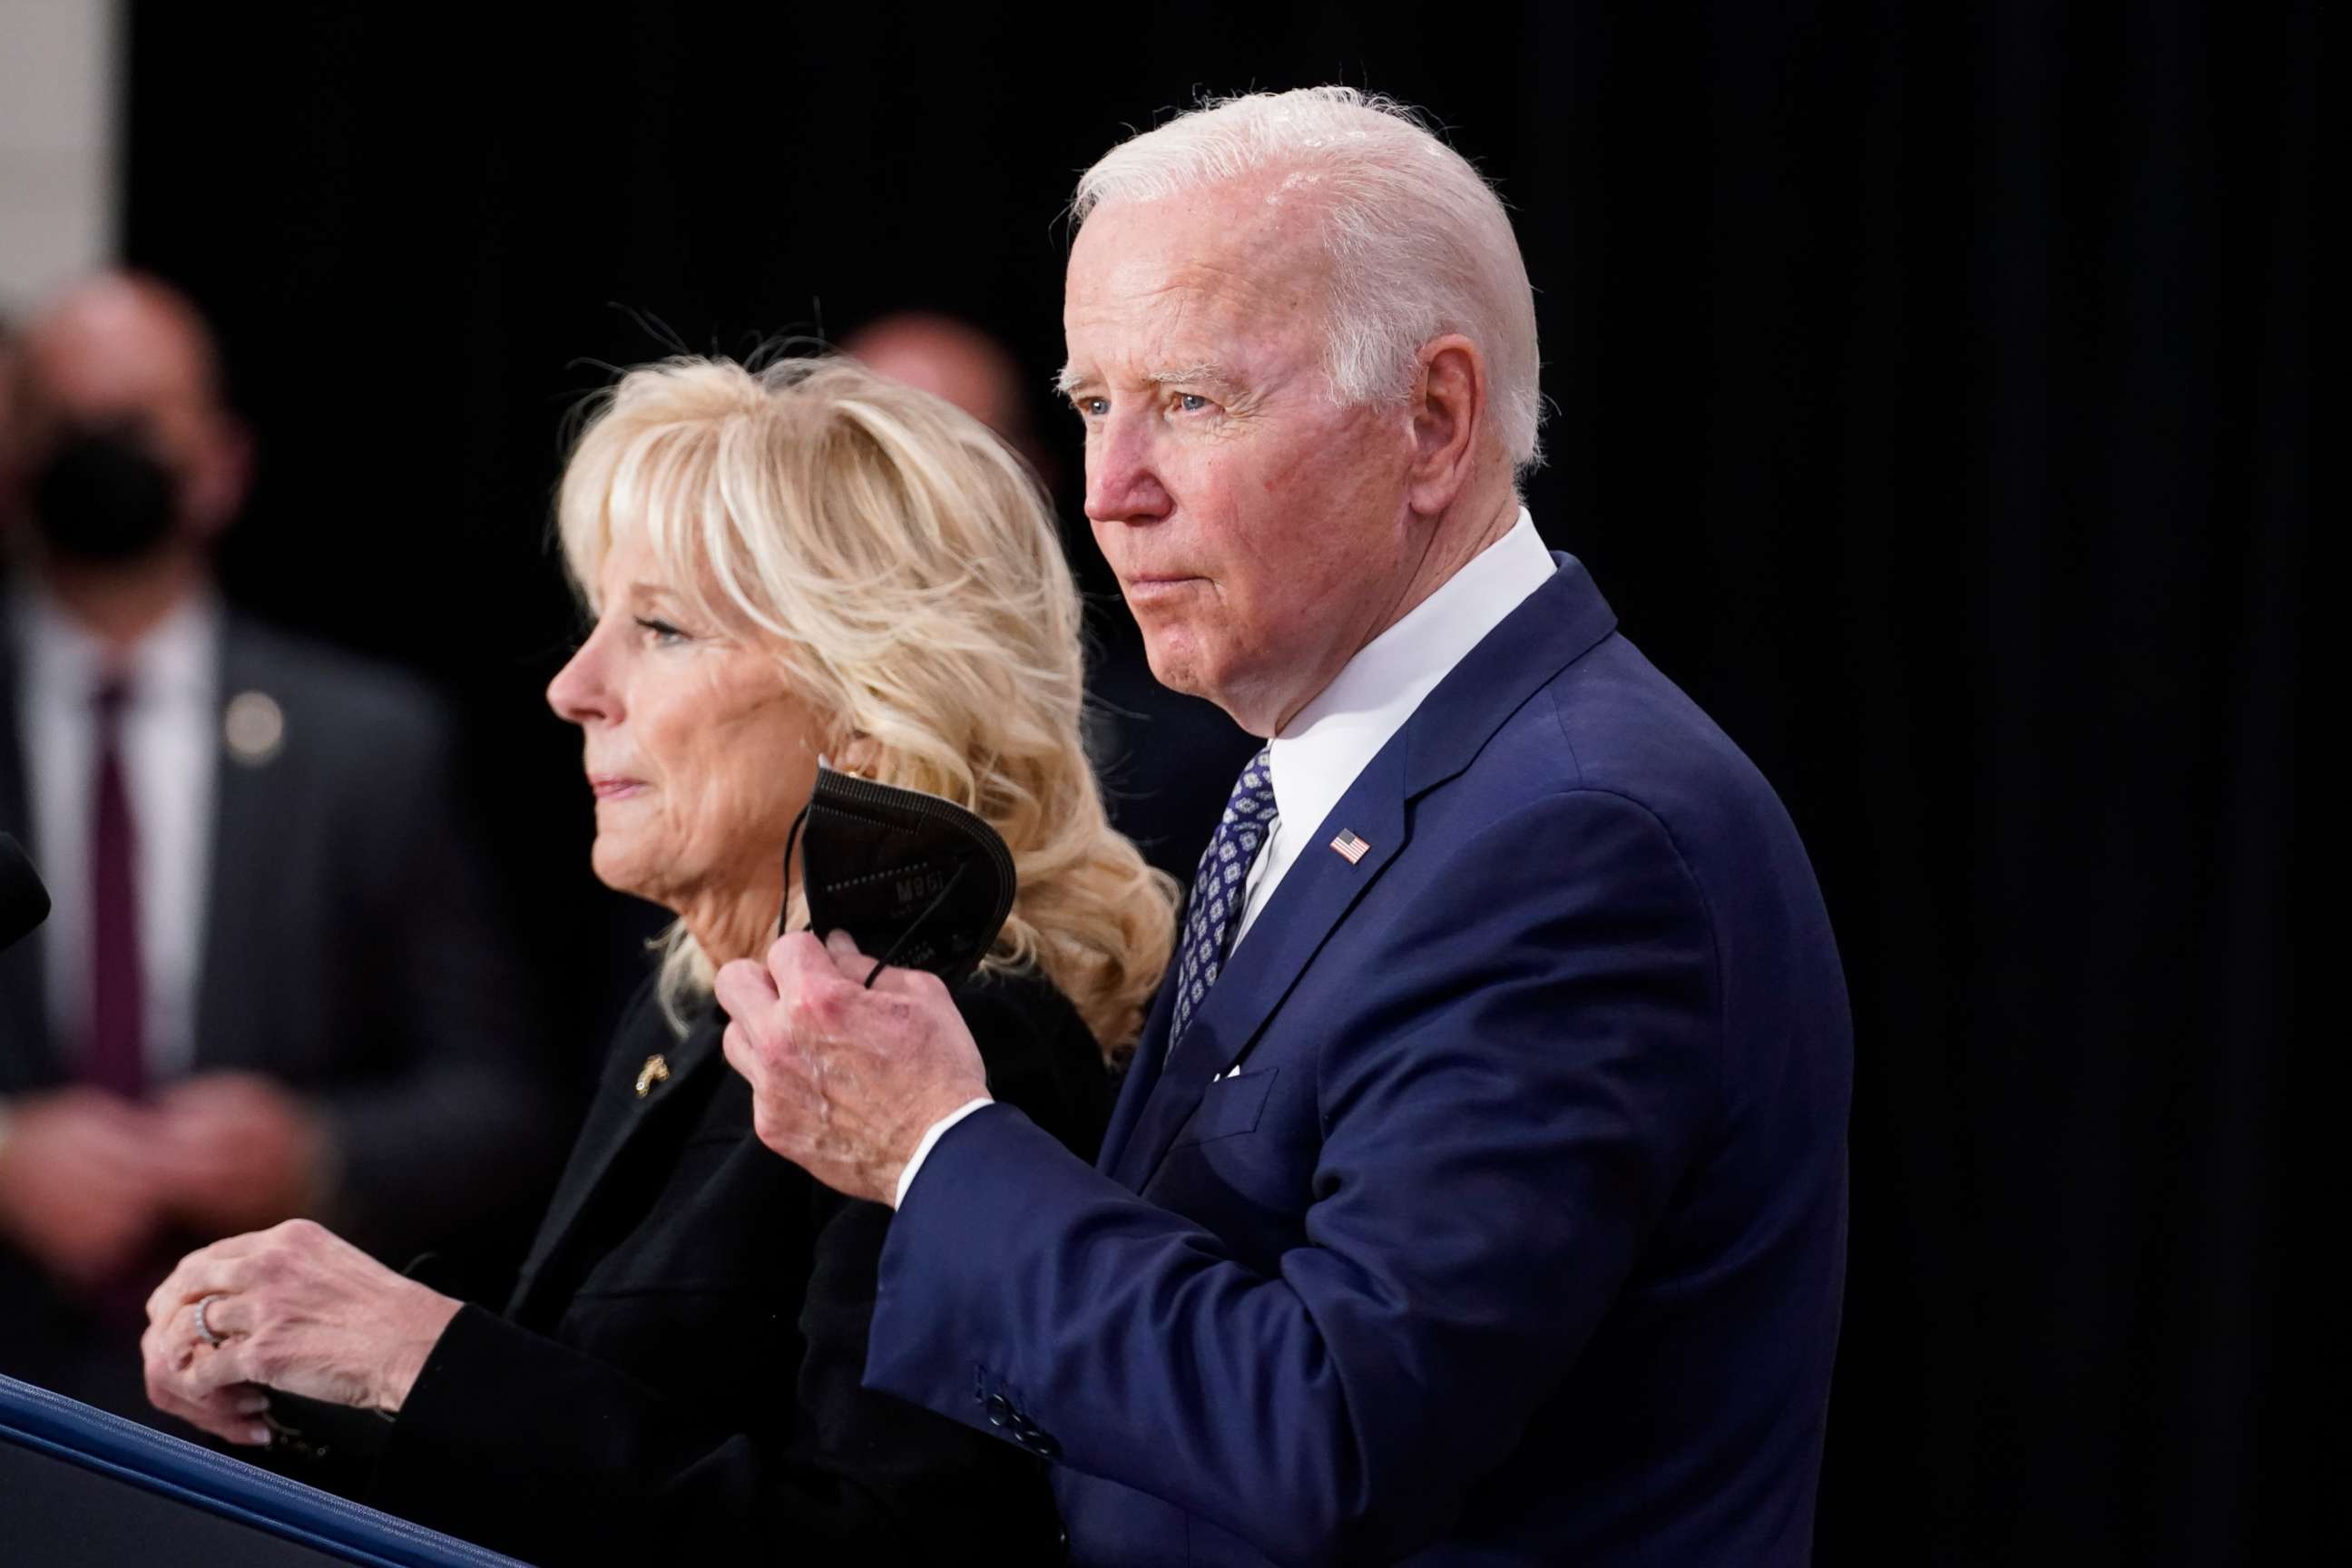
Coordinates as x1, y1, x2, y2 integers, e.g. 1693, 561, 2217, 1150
720, 88, 1851, 1565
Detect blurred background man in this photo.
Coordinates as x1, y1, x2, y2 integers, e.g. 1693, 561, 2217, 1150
0, 272, 560, 1421
841, 311, 1043, 470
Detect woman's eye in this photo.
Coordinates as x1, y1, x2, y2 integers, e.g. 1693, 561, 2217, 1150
635, 616, 690, 644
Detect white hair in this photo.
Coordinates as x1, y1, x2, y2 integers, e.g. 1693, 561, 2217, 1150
1074, 87, 1544, 473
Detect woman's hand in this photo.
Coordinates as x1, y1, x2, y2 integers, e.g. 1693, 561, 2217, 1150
141, 1218, 462, 1446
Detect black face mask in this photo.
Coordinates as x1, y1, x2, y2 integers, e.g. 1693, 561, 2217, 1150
786, 765, 1016, 990
29, 429, 178, 564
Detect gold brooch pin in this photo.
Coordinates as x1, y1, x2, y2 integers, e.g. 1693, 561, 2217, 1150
634, 1054, 671, 1097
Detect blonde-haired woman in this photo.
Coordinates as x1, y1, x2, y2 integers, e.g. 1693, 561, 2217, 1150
138, 355, 1175, 1564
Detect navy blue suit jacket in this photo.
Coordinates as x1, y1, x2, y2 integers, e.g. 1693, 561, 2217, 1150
866, 557, 1851, 1565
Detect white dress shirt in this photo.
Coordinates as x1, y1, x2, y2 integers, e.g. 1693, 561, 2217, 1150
11, 584, 220, 1080
895, 509, 1556, 1205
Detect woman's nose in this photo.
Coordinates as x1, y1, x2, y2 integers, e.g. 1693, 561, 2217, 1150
547, 623, 619, 726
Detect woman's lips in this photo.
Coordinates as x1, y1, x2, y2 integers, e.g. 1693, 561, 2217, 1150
589, 776, 646, 800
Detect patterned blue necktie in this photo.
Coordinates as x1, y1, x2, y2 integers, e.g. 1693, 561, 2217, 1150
1170, 745, 1278, 1054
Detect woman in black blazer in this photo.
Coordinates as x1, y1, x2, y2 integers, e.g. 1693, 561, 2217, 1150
138, 356, 1177, 1563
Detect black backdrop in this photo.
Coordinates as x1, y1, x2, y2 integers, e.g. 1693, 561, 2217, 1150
116, 5, 2308, 1563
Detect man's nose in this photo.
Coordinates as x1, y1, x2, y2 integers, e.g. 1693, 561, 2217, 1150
1083, 416, 1173, 525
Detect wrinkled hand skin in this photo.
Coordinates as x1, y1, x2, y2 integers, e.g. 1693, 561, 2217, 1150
0, 1087, 167, 1290
141, 1218, 461, 1446
717, 930, 991, 1208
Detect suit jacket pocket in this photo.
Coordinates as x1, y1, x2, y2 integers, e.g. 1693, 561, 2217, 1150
1172, 1067, 1277, 1148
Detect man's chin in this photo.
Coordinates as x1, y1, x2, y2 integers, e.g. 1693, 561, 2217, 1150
1136, 631, 1212, 701
1139, 638, 1274, 734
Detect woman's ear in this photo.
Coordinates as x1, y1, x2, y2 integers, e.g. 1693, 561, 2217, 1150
831, 732, 885, 779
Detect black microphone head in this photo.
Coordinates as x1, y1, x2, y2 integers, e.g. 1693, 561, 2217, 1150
2, 832, 52, 952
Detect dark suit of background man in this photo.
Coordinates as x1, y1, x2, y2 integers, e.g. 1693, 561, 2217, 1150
720, 87, 1852, 1566
0, 273, 558, 1420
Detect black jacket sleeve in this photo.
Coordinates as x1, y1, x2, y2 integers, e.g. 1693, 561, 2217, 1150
372, 1251, 1060, 1564
362, 970, 1102, 1565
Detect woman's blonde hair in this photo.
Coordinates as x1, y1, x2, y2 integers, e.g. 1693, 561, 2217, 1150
555, 354, 1176, 1057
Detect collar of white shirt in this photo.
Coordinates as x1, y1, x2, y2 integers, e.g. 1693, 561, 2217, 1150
1231, 506, 1557, 949
11, 580, 221, 707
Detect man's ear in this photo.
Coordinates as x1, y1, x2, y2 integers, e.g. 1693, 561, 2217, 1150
1405, 335, 1487, 516
182, 412, 251, 544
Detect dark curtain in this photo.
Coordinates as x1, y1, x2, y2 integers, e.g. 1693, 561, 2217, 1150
117, 4, 2308, 1561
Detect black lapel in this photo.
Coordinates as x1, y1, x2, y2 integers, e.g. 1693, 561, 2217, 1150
193, 617, 286, 1071
1109, 556, 1622, 1193
507, 1004, 730, 1319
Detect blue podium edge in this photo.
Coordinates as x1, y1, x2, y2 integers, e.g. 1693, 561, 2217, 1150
0, 1373, 527, 1568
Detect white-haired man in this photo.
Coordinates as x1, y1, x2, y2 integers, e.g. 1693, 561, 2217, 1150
720, 89, 1850, 1564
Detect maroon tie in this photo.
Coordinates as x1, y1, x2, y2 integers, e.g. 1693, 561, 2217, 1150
85, 676, 143, 1099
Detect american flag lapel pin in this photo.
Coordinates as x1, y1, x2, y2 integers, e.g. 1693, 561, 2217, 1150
1329, 828, 1370, 865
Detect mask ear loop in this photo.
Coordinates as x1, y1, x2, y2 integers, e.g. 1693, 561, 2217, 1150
862, 858, 972, 988
778, 802, 812, 938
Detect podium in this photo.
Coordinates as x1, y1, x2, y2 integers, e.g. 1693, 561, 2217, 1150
0, 1374, 525, 1566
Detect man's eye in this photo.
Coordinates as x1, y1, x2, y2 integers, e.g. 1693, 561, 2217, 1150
1175, 393, 1211, 414
1073, 397, 1110, 419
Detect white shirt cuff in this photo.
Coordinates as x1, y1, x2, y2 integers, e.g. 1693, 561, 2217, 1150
893, 1097, 995, 1209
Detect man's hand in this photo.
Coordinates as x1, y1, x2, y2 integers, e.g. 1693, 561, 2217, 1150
142, 1218, 462, 1446
145, 1073, 331, 1235
717, 930, 990, 1207
0, 1087, 165, 1289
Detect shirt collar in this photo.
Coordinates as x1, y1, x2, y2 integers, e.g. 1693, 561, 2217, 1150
1266, 507, 1555, 842
134, 590, 222, 706
9, 580, 221, 710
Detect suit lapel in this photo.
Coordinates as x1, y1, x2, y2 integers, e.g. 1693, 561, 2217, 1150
193, 619, 282, 1071
509, 1006, 729, 1319
1110, 744, 1410, 1191
1108, 555, 1622, 1194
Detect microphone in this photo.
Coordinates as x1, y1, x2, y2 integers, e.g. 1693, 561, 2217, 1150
2, 833, 51, 954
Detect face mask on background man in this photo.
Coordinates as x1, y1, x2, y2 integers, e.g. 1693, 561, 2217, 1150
29, 427, 178, 564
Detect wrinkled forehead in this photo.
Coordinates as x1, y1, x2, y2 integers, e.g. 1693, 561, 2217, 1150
1062, 178, 1334, 378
